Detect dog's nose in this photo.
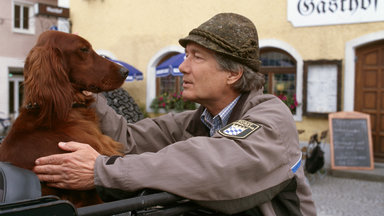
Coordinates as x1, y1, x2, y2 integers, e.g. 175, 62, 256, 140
119, 67, 129, 78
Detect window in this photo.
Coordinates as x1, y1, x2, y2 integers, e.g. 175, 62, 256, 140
8, 70, 24, 117
151, 52, 197, 113
157, 75, 183, 96
13, 2, 34, 34
156, 53, 183, 96
260, 48, 297, 113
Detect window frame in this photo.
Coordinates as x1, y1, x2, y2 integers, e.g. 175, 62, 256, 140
261, 67, 297, 94
155, 52, 183, 97
260, 48, 297, 91
260, 48, 298, 111
156, 76, 183, 96
12, 1, 35, 34
8, 70, 24, 117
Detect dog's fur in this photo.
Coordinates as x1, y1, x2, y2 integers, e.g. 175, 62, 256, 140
0, 31, 127, 207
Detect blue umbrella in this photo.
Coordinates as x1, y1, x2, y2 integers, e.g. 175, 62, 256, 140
101, 55, 143, 81
110, 59, 144, 82
156, 53, 185, 77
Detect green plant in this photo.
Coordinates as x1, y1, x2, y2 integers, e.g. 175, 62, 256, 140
150, 92, 196, 113
276, 94, 298, 114
139, 105, 150, 118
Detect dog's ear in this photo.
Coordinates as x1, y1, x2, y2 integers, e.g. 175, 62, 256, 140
23, 46, 74, 127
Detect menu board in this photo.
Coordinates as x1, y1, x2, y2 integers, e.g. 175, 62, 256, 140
328, 112, 374, 170
303, 60, 341, 117
307, 65, 338, 113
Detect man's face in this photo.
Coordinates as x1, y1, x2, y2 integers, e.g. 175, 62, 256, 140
179, 42, 232, 106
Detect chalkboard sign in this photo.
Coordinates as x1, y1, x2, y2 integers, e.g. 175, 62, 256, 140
328, 111, 374, 170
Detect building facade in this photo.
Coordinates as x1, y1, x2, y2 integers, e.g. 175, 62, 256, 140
69, 0, 384, 163
2, 0, 384, 163
0, 0, 69, 120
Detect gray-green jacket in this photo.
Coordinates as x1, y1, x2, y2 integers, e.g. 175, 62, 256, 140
93, 89, 316, 215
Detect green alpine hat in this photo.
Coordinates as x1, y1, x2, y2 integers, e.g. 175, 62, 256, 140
179, 13, 260, 72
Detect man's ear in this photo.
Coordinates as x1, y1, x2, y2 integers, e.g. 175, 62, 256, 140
227, 68, 243, 85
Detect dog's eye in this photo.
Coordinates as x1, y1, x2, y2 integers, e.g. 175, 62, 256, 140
80, 47, 90, 53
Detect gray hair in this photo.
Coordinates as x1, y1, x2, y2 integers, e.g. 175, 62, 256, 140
214, 53, 265, 93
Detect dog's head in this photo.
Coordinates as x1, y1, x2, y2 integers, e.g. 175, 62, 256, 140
25, 31, 128, 93
23, 31, 128, 126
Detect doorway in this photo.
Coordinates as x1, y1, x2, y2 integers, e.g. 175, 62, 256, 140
8, 70, 24, 118
355, 40, 384, 162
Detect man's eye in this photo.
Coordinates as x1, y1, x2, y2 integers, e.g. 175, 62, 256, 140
194, 55, 203, 60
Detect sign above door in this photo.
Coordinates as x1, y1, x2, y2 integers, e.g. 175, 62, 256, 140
288, 0, 384, 27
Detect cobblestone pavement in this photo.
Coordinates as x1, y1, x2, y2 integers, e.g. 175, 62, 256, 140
309, 174, 384, 216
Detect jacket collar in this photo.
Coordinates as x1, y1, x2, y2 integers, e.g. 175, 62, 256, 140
186, 91, 250, 136
186, 106, 209, 136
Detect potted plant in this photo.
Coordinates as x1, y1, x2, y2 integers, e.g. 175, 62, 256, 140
276, 94, 298, 114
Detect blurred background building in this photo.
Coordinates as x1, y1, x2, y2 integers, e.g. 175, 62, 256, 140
1, 0, 384, 166
0, 0, 69, 119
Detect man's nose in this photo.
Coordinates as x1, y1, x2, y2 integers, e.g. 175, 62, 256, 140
179, 59, 188, 74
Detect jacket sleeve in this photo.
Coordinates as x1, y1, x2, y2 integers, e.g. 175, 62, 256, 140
93, 96, 302, 214
93, 93, 194, 153
93, 94, 129, 147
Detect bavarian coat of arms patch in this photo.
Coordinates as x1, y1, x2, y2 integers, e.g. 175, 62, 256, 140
218, 120, 261, 139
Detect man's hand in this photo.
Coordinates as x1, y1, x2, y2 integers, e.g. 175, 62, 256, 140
33, 141, 100, 190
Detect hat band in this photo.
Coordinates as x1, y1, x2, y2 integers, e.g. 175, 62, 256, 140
190, 28, 238, 53
189, 28, 259, 60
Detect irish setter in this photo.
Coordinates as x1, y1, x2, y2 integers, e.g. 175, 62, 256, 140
0, 31, 127, 207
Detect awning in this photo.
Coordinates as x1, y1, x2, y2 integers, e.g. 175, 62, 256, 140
156, 53, 185, 77
109, 59, 144, 82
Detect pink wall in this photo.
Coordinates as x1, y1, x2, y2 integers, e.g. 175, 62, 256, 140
0, 0, 59, 59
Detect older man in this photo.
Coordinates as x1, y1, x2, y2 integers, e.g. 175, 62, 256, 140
34, 13, 316, 215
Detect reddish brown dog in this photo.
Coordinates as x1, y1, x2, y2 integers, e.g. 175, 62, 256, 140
0, 31, 127, 207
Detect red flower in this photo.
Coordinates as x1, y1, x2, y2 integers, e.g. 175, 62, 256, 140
275, 93, 298, 114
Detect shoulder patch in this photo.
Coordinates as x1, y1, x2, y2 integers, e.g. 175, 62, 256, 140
218, 120, 261, 139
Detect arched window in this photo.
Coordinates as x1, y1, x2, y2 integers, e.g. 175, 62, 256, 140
151, 52, 196, 112
260, 48, 297, 113
156, 53, 183, 96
